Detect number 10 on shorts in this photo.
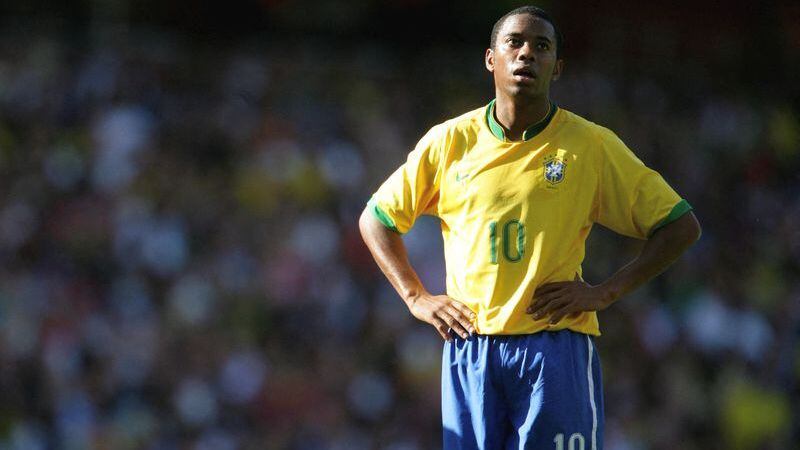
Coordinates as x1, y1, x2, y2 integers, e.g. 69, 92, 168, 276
489, 220, 526, 264
554, 432, 585, 450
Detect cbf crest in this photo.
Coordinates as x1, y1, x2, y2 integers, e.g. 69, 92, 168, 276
543, 154, 567, 185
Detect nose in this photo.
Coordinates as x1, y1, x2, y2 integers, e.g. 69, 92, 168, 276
517, 42, 535, 61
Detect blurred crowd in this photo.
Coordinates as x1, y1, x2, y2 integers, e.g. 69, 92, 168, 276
1, 3, 799, 450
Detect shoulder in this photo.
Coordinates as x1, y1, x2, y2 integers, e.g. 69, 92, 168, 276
412, 106, 485, 160
555, 108, 616, 142
556, 107, 629, 157
425, 106, 485, 140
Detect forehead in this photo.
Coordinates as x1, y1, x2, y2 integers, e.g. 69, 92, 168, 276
498, 14, 556, 40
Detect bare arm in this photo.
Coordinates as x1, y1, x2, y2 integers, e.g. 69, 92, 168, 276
528, 211, 702, 323
358, 207, 476, 340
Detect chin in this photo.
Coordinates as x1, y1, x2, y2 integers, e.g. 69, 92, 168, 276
506, 84, 540, 98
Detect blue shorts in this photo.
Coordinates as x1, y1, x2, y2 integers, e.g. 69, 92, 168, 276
442, 330, 604, 450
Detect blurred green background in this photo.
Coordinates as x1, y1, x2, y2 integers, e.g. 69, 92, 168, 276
0, 0, 798, 449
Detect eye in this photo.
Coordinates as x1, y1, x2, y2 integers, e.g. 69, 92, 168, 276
536, 42, 550, 50
507, 38, 523, 47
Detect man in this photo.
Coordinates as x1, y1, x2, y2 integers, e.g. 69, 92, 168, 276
359, 5, 701, 450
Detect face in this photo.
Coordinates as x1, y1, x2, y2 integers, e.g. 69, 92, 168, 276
485, 14, 563, 99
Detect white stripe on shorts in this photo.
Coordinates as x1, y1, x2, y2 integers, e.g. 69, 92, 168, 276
586, 335, 598, 450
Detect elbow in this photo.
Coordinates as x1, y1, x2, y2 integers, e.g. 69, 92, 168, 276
674, 212, 702, 249
654, 212, 701, 247
358, 207, 371, 241
687, 212, 702, 243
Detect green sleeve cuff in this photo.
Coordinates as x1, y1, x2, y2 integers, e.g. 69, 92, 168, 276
367, 197, 401, 234
649, 199, 693, 237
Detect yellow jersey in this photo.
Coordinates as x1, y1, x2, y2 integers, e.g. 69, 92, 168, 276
369, 101, 692, 336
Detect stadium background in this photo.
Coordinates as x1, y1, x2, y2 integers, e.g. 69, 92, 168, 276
0, 0, 798, 448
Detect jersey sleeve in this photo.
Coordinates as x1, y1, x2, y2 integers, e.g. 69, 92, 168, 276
368, 125, 445, 234
595, 127, 692, 239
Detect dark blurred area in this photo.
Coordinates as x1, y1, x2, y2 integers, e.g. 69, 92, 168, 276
0, 0, 798, 449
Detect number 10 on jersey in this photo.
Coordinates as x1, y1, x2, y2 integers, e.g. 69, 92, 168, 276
489, 220, 526, 264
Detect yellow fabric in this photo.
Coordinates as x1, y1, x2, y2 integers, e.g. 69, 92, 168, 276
370, 105, 684, 335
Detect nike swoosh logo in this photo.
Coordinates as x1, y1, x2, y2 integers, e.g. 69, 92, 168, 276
456, 173, 469, 182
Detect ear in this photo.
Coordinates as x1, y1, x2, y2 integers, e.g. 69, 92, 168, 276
551, 59, 564, 81
485, 48, 494, 73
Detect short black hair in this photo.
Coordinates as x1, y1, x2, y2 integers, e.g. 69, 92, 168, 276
490, 6, 563, 58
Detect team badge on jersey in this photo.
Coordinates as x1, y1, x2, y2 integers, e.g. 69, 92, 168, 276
543, 155, 567, 185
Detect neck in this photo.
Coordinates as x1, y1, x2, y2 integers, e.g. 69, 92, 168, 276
493, 91, 551, 141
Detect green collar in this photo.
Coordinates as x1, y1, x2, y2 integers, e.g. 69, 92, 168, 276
485, 99, 558, 142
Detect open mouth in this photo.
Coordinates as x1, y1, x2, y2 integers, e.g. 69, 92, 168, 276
513, 67, 536, 79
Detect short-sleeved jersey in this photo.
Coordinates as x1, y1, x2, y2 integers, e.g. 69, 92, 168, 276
368, 103, 692, 335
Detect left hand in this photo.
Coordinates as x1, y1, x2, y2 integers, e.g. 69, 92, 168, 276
526, 276, 614, 324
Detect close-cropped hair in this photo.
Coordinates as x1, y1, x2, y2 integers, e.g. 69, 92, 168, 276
490, 5, 564, 58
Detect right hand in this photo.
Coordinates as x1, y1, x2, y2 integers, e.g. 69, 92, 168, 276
407, 293, 476, 341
